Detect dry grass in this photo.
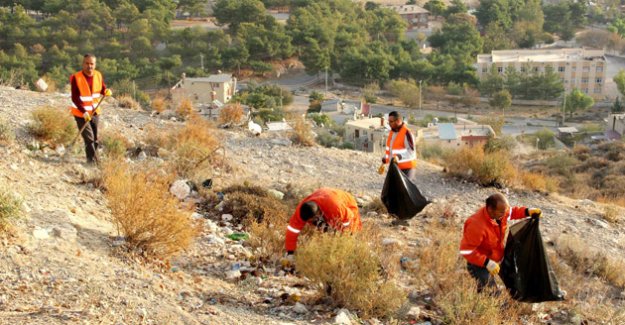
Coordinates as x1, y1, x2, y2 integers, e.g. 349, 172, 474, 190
0, 184, 22, 232
602, 205, 622, 224
408, 221, 526, 323
151, 96, 168, 113
170, 116, 221, 178
363, 197, 388, 215
117, 95, 141, 110
215, 184, 292, 261
0, 118, 14, 145
444, 146, 517, 187
556, 235, 625, 289
102, 159, 200, 259
176, 98, 195, 120
99, 130, 130, 159
295, 225, 405, 318
520, 171, 559, 193
29, 106, 77, 147
218, 104, 244, 125
290, 116, 315, 147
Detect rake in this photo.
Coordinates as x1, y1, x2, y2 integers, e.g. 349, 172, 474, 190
62, 95, 107, 162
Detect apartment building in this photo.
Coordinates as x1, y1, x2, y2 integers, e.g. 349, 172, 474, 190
476, 48, 607, 100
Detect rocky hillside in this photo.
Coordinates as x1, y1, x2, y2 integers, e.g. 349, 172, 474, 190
0, 86, 623, 324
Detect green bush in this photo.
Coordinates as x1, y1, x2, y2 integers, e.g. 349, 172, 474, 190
316, 131, 342, 148
534, 129, 556, 149
307, 113, 334, 127
484, 136, 517, 153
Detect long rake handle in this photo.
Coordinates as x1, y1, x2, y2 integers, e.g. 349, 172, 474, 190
68, 95, 107, 147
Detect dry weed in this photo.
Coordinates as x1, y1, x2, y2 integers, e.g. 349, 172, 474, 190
0, 118, 14, 145
117, 95, 141, 110
556, 235, 625, 289
219, 104, 244, 125
99, 130, 130, 159
295, 225, 405, 318
520, 171, 559, 193
0, 184, 22, 232
170, 116, 220, 178
151, 96, 168, 113
102, 159, 200, 258
602, 205, 622, 224
176, 98, 195, 120
363, 198, 388, 215
29, 106, 77, 146
444, 146, 517, 187
290, 116, 315, 147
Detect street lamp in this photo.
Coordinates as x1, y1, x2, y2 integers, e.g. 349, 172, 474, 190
535, 137, 540, 150
418, 80, 423, 111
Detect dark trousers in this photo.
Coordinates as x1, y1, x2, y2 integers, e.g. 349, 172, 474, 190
401, 168, 417, 183
74, 115, 99, 163
467, 263, 497, 292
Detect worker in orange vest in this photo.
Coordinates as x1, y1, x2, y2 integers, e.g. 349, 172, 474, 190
460, 193, 542, 292
70, 54, 112, 164
283, 188, 362, 265
381, 111, 417, 180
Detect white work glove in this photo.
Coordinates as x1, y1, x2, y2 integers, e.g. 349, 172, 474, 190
486, 259, 500, 275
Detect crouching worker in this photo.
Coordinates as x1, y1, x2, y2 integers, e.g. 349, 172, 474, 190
282, 188, 362, 267
460, 193, 542, 292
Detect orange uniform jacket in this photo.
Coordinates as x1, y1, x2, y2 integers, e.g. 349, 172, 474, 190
69, 70, 104, 118
285, 188, 362, 252
460, 206, 528, 267
383, 123, 417, 170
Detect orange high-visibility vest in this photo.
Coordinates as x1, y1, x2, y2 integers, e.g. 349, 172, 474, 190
384, 124, 417, 170
459, 206, 527, 267
69, 71, 103, 118
285, 188, 362, 252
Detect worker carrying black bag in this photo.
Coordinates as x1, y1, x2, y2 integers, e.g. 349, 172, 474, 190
380, 159, 429, 220
500, 215, 566, 303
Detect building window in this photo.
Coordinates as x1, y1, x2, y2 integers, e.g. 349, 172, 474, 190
582, 66, 590, 72
533, 67, 539, 72
596, 78, 602, 84
596, 66, 603, 72
558, 66, 565, 72
497, 67, 503, 73
581, 78, 588, 83
355, 130, 359, 138
594, 87, 602, 93
583, 88, 588, 93
572, 66, 577, 72
520, 67, 526, 72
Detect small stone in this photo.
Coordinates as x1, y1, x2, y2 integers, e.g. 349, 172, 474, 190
221, 214, 234, 222
137, 151, 147, 161
382, 238, 400, 246
335, 309, 352, 325
191, 212, 203, 220
207, 234, 225, 245
51, 224, 78, 241
170, 180, 191, 200
407, 306, 421, 319
135, 307, 147, 318
293, 302, 308, 314
366, 211, 378, 218
9, 164, 18, 171
225, 270, 241, 281
33, 228, 50, 240
267, 189, 285, 200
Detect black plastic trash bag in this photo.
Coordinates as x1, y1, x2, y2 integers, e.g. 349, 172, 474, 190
380, 159, 429, 219
500, 216, 565, 303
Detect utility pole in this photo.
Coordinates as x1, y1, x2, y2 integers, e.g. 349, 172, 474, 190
132, 80, 136, 100
561, 91, 567, 126
200, 54, 204, 71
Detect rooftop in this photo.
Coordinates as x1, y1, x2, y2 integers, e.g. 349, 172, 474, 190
477, 48, 605, 64
422, 123, 494, 140
385, 4, 429, 15
185, 73, 233, 83
346, 117, 388, 130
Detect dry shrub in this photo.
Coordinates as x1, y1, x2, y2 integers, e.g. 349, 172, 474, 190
573, 144, 591, 161
295, 225, 405, 318
217, 184, 292, 260
363, 197, 387, 215
219, 104, 244, 125
444, 146, 517, 187
102, 159, 200, 258
556, 235, 625, 289
0, 184, 22, 232
151, 96, 168, 113
99, 130, 130, 159
0, 118, 14, 145
602, 205, 622, 224
409, 221, 524, 323
290, 116, 315, 147
176, 98, 195, 120
29, 106, 77, 146
117, 95, 141, 110
520, 171, 559, 193
171, 116, 220, 178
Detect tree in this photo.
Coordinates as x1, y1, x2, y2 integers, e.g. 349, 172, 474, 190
565, 88, 594, 118
388, 79, 420, 108
612, 97, 625, 113
213, 0, 267, 33
479, 65, 505, 96
614, 69, 625, 98
445, 0, 467, 17
424, 0, 446, 17
483, 22, 516, 52
475, 0, 514, 30
428, 13, 483, 58
489, 89, 512, 115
